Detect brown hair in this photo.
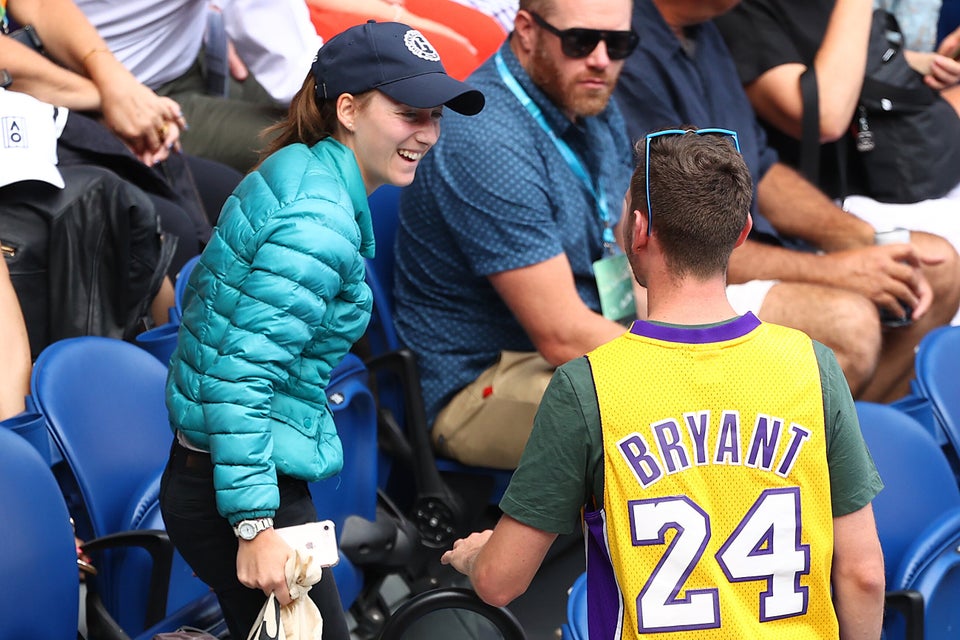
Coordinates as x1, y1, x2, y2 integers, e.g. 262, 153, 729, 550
519, 0, 555, 17
629, 127, 752, 279
255, 73, 373, 168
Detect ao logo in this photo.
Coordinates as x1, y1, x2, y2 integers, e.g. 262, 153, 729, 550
404, 29, 440, 62
2, 117, 27, 148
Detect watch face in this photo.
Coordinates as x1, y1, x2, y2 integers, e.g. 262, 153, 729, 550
238, 522, 256, 540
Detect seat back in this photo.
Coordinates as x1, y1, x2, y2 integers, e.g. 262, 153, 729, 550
311, 353, 378, 609
368, 184, 403, 319
858, 401, 960, 579
560, 572, 588, 640
912, 326, 960, 462
0, 428, 79, 640
312, 353, 379, 532
30, 336, 208, 634
857, 401, 960, 639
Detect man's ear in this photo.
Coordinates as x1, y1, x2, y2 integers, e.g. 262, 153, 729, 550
734, 213, 753, 248
512, 10, 537, 54
336, 93, 358, 133
631, 208, 651, 251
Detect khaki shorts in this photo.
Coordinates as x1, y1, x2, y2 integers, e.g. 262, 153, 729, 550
432, 351, 555, 470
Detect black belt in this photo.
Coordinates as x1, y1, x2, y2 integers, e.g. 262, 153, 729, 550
169, 439, 213, 471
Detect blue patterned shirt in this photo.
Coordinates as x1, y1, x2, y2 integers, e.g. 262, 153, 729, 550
394, 41, 633, 423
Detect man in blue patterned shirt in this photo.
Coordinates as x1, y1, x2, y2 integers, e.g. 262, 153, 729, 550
394, 0, 638, 469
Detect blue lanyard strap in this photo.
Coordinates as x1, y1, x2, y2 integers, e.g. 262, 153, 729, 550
495, 51, 615, 249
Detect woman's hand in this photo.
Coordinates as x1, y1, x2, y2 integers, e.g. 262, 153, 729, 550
904, 49, 960, 91
236, 528, 295, 606
93, 63, 187, 162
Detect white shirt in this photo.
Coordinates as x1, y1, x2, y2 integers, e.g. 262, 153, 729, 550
75, 0, 210, 88
215, 0, 322, 104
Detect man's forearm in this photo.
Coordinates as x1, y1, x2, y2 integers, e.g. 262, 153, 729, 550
756, 163, 874, 251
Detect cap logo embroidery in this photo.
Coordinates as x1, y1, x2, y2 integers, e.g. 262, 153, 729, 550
2, 116, 27, 148
403, 29, 440, 62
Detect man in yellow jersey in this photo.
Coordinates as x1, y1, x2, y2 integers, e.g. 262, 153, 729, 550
442, 127, 886, 638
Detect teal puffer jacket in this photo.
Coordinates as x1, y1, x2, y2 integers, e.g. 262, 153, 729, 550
165, 138, 375, 525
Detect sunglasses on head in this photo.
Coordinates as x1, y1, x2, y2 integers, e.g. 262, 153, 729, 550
529, 11, 639, 60
644, 128, 741, 236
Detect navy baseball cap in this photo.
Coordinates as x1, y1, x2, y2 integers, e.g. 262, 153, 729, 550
311, 21, 485, 116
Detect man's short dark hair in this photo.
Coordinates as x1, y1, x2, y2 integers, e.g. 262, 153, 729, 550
629, 127, 752, 279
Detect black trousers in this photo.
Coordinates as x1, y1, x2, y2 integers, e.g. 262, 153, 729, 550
159, 440, 350, 640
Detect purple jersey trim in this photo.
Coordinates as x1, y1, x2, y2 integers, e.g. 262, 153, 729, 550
585, 509, 624, 639
629, 312, 761, 345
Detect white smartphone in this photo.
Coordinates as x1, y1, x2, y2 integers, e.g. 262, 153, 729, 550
276, 519, 340, 568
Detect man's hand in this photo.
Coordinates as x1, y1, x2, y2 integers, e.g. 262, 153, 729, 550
823, 242, 942, 321
440, 530, 493, 578
236, 527, 295, 606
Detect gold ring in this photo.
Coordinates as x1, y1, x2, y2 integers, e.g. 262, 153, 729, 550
156, 123, 169, 139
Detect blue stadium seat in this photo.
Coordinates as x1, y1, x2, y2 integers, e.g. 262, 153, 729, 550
909, 325, 960, 467
30, 336, 219, 637
310, 353, 380, 609
559, 571, 587, 640
0, 427, 80, 639
858, 400, 960, 639
0, 426, 224, 640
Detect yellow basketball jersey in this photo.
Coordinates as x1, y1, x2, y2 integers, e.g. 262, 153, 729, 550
586, 316, 837, 639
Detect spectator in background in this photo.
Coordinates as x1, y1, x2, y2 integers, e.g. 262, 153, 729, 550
442, 129, 886, 639
714, 0, 960, 324
305, 0, 506, 80
213, 0, 322, 106
74, 0, 286, 172
0, 0, 243, 276
613, 0, 960, 403
394, 0, 638, 469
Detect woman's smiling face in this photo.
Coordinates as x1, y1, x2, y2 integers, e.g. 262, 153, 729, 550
337, 91, 443, 193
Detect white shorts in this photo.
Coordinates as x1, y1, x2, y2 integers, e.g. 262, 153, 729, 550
843, 181, 960, 325
726, 279, 778, 316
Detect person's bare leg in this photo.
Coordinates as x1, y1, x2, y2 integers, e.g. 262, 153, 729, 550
0, 259, 32, 420
758, 282, 881, 397
860, 231, 960, 402
149, 276, 176, 328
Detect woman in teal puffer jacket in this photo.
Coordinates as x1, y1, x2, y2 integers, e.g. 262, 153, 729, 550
159, 21, 483, 639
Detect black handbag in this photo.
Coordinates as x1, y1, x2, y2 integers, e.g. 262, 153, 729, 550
853, 9, 960, 203
800, 9, 960, 204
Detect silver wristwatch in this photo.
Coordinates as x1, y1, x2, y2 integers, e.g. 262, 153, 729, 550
233, 517, 274, 541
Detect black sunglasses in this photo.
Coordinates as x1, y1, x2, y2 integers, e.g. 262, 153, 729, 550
529, 11, 639, 60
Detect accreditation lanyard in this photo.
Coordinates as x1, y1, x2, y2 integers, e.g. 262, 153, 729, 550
495, 51, 616, 253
